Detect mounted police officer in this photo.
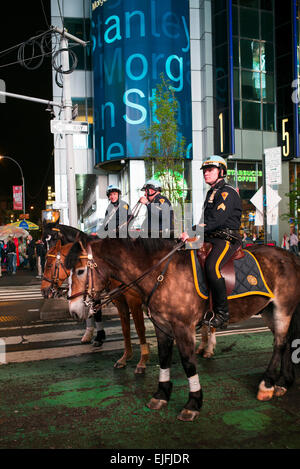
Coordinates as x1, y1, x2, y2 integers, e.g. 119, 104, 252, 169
139, 179, 174, 238
181, 155, 242, 329
99, 185, 132, 238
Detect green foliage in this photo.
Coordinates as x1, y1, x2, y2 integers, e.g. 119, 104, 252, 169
280, 179, 300, 226
139, 73, 187, 205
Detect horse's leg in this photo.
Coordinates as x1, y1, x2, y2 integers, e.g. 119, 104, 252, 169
196, 326, 216, 358
130, 304, 149, 375
113, 298, 133, 369
174, 325, 203, 421
258, 303, 295, 401
146, 325, 174, 410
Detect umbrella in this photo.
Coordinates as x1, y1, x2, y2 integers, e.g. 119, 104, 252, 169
0, 225, 29, 240
8, 220, 40, 230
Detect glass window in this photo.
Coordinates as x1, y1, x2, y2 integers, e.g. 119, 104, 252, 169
261, 12, 273, 41
234, 99, 241, 127
242, 101, 261, 129
264, 42, 274, 72
232, 6, 239, 36
214, 12, 228, 45
239, 0, 259, 8
232, 2, 275, 132
233, 37, 239, 67
240, 39, 260, 69
263, 103, 275, 131
63, 18, 92, 71
240, 8, 259, 38
260, 0, 273, 11
242, 70, 261, 100
234, 69, 240, 98
264, 74, 274, 101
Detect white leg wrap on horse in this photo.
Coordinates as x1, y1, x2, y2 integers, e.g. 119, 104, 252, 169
159, 368, 170, 382
86, 317, 95, 328
188, 374, 201, 393
95, 321, 104, 331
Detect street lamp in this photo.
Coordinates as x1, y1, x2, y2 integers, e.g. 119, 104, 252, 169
0, 155, 25, 214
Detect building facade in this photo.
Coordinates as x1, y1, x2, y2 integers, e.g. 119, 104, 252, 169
51, 0, 300, 243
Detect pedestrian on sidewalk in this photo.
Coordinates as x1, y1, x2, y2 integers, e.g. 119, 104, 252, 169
26, 235, 36, 272
35, 239, 46, 279
0, 239, 3, 277
289, 229, 299, 256
7, 237, 16, 275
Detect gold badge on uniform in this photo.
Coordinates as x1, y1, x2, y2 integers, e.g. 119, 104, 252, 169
123, 204, 128, 210
159, 198, 165, 204
217, 203, 226, 211
247, 275, 258, 286
221, 192, 228, 200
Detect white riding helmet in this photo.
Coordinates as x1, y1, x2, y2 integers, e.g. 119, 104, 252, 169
106, 184, 121, 197
201, 155, 227, 176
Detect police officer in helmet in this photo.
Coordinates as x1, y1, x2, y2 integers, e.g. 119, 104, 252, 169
99, 184, 132, 238
139, 179, 174, 238
181, 155, 242, 329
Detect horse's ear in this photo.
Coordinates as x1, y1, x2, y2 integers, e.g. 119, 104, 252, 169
79, 240, 86, 252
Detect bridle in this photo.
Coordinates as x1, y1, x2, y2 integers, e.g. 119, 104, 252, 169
42, 250, 70, 297
67, 245, 109, 310
67, 241, 185, 312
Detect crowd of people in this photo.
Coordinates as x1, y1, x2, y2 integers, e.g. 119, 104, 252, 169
281, 228, 300, 255
0, 234, 46, 277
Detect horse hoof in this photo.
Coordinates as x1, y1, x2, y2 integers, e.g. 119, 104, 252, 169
274, 385, 287, 397
257, 380, 274, 401
177, 409, 200, 422
135, 366, 146, 375
146, 398, 167, 410
203, 351, 214, 359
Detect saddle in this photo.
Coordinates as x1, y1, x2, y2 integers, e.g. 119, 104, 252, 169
196, 242, 244, 296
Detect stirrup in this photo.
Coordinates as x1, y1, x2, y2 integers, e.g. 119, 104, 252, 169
203, 310, 228, 330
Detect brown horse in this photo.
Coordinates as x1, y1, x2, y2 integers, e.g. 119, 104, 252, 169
41, 240, 150, 374
65, 237, 300, 421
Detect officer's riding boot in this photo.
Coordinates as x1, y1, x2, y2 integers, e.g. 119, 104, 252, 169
204, 277, 229, 329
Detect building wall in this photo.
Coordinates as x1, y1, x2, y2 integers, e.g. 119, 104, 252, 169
51, 0, 295, 244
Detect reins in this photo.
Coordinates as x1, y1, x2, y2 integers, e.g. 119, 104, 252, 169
97, 240, 185, 307
67, 240, 185, 311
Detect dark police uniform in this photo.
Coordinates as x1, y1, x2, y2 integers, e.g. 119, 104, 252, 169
99, 199, 132, 238
141, 193, 174, 238
202, 179, 242, 285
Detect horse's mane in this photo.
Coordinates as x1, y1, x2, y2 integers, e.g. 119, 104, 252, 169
42, 222, 97, 247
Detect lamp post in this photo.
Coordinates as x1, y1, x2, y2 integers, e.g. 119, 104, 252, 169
0, 155, 25, 214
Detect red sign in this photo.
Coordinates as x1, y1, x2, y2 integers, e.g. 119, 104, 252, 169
13, 186, 23, 211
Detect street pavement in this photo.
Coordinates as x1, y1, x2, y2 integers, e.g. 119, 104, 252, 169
1, 268, 300, 450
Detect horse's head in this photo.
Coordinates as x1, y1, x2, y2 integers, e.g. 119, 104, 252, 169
65, 239, 110, 321
41, 240, 72, 298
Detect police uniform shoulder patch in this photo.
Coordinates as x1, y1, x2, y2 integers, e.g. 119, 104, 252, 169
217, 203, 226, 211
123, 204, 128, 210
221, 192, 228, 200
159, 198, 165, 204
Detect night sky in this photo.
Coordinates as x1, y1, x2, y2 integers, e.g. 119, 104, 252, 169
0, 1, 54, 223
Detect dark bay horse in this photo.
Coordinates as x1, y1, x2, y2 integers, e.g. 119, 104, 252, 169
65, 237, 300, 421
41, 240, 150, 373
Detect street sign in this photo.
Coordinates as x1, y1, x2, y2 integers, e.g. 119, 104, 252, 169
264, 147, 282, 185
50, 119, 89, 134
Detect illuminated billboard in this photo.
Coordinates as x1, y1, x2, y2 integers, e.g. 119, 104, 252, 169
91, 0, 192, 164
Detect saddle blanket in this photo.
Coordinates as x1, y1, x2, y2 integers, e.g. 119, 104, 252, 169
190, 249, 274, 300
